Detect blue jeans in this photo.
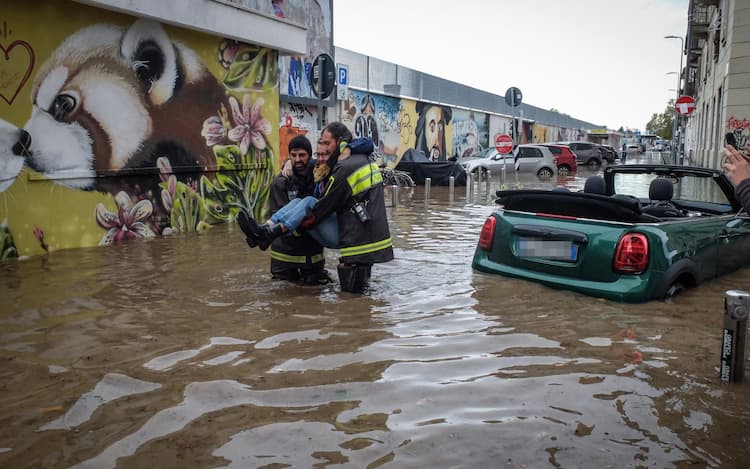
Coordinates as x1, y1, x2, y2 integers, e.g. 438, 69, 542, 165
270, 196, 339, 248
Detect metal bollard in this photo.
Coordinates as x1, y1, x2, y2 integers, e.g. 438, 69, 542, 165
449, 175, 455, 194
720, 290, 750, 383
424, 177, 431, 200
486, 170, 492, 195
391, 184, 399, 207
466, 172, 473, 199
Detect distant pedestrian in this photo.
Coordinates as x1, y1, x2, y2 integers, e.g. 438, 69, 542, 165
621, 143, 627, 163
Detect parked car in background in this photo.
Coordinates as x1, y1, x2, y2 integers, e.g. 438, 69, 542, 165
626, 144, 641, 153
460, 144, 557, 179
540, 144, 578, 173
553, 141, 602, 166
473, 164, 749, 302
597, 144, 618, 163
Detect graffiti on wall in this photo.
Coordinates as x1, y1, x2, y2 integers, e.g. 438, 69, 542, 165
451, 109, 489, 159
279, 103, 317, 163
0, 2, 279, 258
727, 116, 750, 151
341, 90, 401, 166
276, 0, 331, 99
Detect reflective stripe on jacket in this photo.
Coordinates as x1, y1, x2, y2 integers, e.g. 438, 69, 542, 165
311, 153, 394, 265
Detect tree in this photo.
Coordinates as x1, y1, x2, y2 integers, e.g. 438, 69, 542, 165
646, 99, 675, 139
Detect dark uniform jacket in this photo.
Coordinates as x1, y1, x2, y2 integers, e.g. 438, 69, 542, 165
269, 170, 324, 269
310, 152, 394, 264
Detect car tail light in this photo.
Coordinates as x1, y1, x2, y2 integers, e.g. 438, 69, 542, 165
478, 217, 496, 250
614, 233, 648, 274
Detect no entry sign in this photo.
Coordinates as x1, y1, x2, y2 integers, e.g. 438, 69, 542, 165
495, 134, 513, 154
675, 95, 696, 116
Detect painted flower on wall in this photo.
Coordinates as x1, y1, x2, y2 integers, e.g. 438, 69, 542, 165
157, 157, 208, 234
228, 94, 271, 158
95, 192, 156, 245
199, 93, 274, 223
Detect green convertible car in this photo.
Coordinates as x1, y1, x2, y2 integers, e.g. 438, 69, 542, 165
472, 164, 750, 302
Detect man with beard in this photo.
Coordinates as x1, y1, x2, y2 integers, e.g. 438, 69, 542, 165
264, 135, 330, 284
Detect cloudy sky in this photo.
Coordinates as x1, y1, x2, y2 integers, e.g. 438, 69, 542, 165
333, 0, 689, 131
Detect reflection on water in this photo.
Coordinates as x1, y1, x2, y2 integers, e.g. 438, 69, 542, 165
2, 159, 750, 467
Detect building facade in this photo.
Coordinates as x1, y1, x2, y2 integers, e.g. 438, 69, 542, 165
684, 0, 750, 168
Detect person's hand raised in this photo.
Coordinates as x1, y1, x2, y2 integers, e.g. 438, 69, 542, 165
281, 158, 293, 178
723, 143, 750, 186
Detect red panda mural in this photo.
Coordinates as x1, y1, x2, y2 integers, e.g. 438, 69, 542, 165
0, 11, 280, 257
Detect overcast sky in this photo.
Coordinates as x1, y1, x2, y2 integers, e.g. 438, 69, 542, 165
333, 0, 689, 131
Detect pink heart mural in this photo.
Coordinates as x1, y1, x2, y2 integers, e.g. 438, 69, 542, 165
1, 40, 35, 105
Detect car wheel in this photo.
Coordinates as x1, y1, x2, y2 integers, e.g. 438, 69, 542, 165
558, 164, 571, 173
537, 167, 553, 179
664, 281, 686, 300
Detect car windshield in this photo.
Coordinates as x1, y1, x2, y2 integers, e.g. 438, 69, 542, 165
613, 173, 731, 205
470, 147, 495, 159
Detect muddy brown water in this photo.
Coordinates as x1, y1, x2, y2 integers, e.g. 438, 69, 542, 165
2, 158, 750, 468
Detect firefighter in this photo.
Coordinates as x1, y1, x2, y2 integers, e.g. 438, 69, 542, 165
301, 125, 394, 292
242, 123, 394, 293
263, 135, 330, 284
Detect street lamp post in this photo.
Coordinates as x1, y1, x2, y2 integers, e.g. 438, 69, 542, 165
665, 35, 685, 164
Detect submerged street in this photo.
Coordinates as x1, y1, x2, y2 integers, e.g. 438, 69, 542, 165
2, 156, 750, 467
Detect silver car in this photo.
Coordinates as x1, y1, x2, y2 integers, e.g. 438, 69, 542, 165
460, 144, 557, 179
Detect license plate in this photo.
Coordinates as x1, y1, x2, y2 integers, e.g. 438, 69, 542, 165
517, 238, 578, 261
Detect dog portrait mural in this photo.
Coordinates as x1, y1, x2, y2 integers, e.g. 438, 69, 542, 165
0, 1, 279, 258
451, 109, 489, 159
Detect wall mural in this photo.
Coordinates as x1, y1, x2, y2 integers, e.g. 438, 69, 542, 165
451, 109, 489, 159
341, 90, 402, 167
489, 115, 514, 147
276, 0, 331, 99
0, 2, 279, 259
414, 102, 453, 161
279, 103, 318, 163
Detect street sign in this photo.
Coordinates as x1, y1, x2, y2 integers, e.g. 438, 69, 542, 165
495, 134, 513, 154
336, 63, 348, 100
505, 87, 523, 107
675, 95, 696, 115
311, 53, 335, 99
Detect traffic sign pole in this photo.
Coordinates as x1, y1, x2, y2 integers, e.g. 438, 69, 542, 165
673, 95, 695, 164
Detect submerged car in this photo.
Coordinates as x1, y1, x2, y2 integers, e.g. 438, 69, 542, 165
553, 141, 602, 166
472, 164, 750, 302
540, 144, 578, 173
460, 144, 557, 179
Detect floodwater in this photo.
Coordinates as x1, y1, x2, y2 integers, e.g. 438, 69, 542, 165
2, 154, 750, 468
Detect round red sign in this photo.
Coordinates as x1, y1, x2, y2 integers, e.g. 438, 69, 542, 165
675, 95, 696, 115
495, 134, 513, 154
